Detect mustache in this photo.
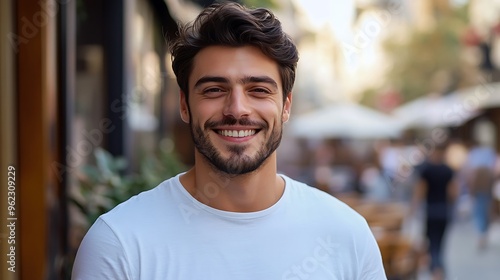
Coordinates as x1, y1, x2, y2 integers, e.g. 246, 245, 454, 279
205, 116, 268, 129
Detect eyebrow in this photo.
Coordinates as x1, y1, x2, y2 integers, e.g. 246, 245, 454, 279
240, 76, 278, 89
193, 75, 278, 89
194, 76, 229, 88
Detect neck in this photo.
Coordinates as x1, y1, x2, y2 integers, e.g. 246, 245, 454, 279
180, 152, 285, 212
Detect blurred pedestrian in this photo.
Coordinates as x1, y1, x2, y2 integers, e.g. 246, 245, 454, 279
360, 150, 391, 202
464, 139, 497, 249
411, 144, 458, 280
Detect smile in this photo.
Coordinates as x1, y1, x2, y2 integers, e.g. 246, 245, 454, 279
217, 129, 256, 138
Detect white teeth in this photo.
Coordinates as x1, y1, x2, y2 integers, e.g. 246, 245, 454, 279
219, 130, 256, 137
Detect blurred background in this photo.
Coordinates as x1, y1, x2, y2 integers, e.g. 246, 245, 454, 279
1, 0, 500, 279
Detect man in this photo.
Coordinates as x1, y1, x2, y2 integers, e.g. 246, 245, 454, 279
464, 138, 497, 249
411, 144, 458, 280
72, 3, 386, 279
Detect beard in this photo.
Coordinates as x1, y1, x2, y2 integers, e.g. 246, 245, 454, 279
189, 115, 283, 175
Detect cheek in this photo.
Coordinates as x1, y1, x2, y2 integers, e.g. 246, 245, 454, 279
191, 104, 218, 125
261, 103, 284, 123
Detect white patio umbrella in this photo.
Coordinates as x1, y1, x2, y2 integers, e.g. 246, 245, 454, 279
289, 102, 402, 139
392, 90, 485, 130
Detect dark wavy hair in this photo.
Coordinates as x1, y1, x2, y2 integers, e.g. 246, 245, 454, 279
169, 2, 299, 103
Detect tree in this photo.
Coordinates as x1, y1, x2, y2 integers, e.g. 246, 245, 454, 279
381, 4, 476, 103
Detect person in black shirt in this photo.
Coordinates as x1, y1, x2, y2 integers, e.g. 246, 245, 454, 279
412, 144, 458, 280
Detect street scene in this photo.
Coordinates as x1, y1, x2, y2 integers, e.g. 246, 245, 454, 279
2, 0, 500, 279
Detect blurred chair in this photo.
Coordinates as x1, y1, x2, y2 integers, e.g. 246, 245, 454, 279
376, 231, 419, 280
352, 200, 418, 279
335, 192, 362, 209
355, 201, 408, 232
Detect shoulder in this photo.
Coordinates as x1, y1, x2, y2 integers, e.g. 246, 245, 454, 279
282, 175, 368, 226
97, 175, 181, 232
284, 175, 353, 206
445, 164, 455, 174
416, 161, 429, 174
73, 176, 183, 278
73, 217, 132, 279
281, 176, 387, 278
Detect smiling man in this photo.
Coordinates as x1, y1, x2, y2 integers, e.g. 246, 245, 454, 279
72, 3, 387, 280
179, 44, 290, 212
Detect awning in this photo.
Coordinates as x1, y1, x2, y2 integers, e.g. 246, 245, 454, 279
289, 102, 402, 139
392, 82, 500, 130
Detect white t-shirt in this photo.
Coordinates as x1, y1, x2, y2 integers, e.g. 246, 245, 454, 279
72, 174, 387, 280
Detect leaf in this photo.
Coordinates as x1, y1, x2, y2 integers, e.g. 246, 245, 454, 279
71, 142, 187, 231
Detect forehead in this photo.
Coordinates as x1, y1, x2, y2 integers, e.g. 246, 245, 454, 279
189, 45, 281, 88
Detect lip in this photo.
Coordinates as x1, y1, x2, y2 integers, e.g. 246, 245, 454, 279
213, 127, 260, 142
215, 126, 260, 130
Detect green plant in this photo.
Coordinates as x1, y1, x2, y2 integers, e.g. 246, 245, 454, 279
381, 4, 474, 103
71, 146, 187, 226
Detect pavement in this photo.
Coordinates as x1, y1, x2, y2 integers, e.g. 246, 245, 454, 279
411, 215, 500, 280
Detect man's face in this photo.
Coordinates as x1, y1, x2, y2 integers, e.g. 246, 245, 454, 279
180, 45, 292, 175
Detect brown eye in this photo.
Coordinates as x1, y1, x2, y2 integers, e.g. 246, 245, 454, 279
204, 88, 223, 92
250, 88, 271, 95
203, 87, 226, 97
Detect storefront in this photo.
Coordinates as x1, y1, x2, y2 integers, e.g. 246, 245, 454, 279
0, 0, 184, 279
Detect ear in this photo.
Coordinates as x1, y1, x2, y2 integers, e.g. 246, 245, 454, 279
179, 91, 190, 123
282, 92, 292, 123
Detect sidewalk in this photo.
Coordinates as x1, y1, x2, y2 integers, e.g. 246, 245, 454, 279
415, 217, 500, 280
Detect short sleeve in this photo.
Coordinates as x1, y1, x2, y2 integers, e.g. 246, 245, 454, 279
357, 221, 388, 280
72, 218, 132, 280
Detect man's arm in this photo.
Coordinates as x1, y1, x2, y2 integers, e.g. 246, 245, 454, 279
410, 178, 427, 217
447, 178, 459, 203
72, 218, 131, 280
357, 220, 388, 280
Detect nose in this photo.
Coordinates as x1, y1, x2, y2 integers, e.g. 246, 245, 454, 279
223, 87, 251, 118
